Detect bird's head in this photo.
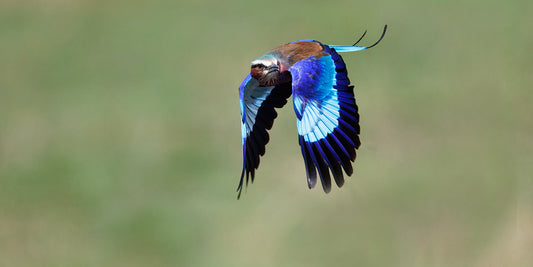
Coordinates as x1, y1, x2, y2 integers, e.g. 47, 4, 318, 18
250, 54, 282, 87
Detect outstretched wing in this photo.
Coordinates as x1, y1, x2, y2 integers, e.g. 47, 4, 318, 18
290, 45, 361, 193
238, 74, 292, 198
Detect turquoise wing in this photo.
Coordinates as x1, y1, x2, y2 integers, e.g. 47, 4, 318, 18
290, 45, 361, 193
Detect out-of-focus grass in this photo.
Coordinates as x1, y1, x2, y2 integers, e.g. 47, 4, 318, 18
0, 0, 531, 266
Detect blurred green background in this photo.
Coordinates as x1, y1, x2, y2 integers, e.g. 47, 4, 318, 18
1, 0, 532, 266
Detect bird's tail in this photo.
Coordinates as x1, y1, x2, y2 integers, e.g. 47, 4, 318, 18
330, 24, 387, 53
329, 46, 369, 52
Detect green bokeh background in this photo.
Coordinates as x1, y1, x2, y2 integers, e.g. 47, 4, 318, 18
1, 0, 531, 266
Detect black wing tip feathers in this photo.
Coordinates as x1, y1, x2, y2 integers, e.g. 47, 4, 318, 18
236, 168, 245, 199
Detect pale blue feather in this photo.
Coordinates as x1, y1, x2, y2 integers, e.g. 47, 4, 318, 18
329, 45, 368, 52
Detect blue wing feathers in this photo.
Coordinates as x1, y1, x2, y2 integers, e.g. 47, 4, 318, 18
334, 61, 346, 71
238, 78, 292, 198
336, 90, 355, 98
305, 141, 325, 190
321, 139, 344, 187
335, 79, 350, 86
290, 44, 361, 192
336, 71, 348, 81
327, 134, 353, 174
310, 143, 332, 193
339, 109, 358, 127
338, 97, 356, 106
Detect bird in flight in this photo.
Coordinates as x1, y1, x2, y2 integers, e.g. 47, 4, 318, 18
237, 25, 387, 198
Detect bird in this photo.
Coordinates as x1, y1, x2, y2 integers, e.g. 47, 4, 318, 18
237, 25, 387, 199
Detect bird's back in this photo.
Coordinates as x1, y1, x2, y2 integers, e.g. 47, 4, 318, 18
270, 40, 328, 67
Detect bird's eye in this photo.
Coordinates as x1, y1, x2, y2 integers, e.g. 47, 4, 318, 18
252, 63, 265, 69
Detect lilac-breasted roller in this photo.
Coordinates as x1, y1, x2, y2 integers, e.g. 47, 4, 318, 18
238, 25, 387, 198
